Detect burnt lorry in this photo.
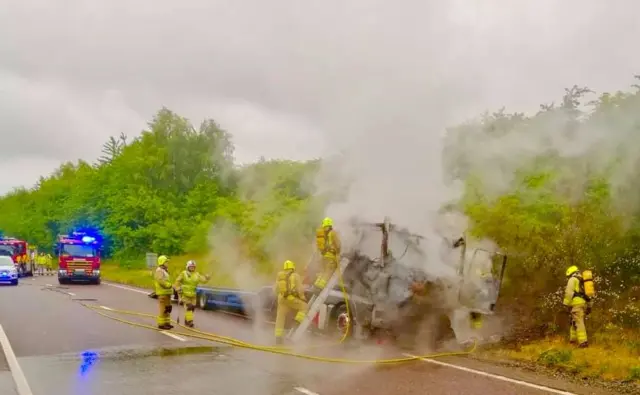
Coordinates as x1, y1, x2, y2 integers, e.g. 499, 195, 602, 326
287, 217, 508, 346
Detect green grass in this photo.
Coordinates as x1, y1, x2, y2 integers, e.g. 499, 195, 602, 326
100, 254, 261, 290
486, 329, 640, 382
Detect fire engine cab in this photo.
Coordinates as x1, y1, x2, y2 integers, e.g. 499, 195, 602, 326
56, 232, 103, 285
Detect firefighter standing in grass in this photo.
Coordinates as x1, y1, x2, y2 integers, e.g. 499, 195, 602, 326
563, 265, 593, 348
154, 255, 174, 330
312, 217, 341, 294
274, 260, 308, 345
174, 260, 210, 328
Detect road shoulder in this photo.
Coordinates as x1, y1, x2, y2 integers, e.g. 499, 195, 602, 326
0, 324, 28, 395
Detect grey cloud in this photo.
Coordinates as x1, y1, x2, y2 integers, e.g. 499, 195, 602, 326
1, 0, 640, 196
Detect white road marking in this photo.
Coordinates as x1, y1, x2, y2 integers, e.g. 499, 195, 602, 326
0, 324, 33, 395
403, 353, 576, 395
45, 284, 52, 287
294, 387, 319, 395
160, 331, 187, 342
67, 292, 76, 296
100, 306, 114, 311
104, 282, 149, 295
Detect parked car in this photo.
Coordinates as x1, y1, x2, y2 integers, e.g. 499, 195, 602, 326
0, 256, 19, 285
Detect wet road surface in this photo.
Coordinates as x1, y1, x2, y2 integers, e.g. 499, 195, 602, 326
0, 276, 616, 395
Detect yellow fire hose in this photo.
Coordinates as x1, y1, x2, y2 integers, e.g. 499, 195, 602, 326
81, 302, 476, 364
76, 264, 477, 364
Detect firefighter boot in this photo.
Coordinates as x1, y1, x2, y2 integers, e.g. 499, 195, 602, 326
578, 341, 588, 348
158, 324, 172, 330
185, 320, 195, 328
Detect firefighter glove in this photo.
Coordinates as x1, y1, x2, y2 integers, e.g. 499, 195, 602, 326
585, 306, 592, 316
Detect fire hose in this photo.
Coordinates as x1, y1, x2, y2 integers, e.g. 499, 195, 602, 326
75, 262, 477, 365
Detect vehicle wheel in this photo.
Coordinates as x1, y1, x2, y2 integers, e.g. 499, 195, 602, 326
199, 293, 209, 311
93, 278, 101, 285
58, 279, 66, 285
331, 303, 353, 339
11, 280, 18, 286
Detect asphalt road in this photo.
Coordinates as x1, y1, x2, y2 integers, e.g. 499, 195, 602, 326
0, 275, 617, 395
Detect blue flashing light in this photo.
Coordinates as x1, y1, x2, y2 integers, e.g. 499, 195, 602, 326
81, 236, 96, 244
78, 350, 99, 376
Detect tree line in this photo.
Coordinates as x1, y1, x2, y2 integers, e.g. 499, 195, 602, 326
2, 76, 640, 331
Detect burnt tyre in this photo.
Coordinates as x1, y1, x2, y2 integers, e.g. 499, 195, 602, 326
330, 303, 353, 339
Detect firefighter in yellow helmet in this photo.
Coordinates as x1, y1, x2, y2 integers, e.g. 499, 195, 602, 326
154, 255, 174, 330
174, 260, 210, 328
274, 260, 308, 345
563, 265, 590, 348
312, 217, 341, 293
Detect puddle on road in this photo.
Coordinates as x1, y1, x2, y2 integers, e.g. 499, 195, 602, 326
51, 344, 227, 363
19, 344, 290, 395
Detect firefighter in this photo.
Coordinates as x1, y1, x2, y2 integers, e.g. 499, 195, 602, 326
564, 265, 590, 348
173, 260, 210, 328
154, 255, 174, 330
35, 253, 44, 275
45, 253, 53, 275
312, 217, 341, 294
274, 260, 308, 345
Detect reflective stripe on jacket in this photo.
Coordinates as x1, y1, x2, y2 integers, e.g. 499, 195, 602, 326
154, 267, 173, 296
175, 270, 207, 298
276, 270, 305, 300
315, 227, 341, 259
563, 276, 586, 306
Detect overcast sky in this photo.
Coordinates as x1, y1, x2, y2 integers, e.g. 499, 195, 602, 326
1, 0, 639, 195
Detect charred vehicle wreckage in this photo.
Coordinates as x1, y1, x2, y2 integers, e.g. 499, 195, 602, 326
289, 217, 508, 347
148, 216, 508, 348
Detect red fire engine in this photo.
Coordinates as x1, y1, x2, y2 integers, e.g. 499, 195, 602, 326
56, 232, 103, 285
0, 237, 33, 277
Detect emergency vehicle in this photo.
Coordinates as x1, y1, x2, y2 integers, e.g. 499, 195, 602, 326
0, 236, 33, 277
56, 231, 103, 285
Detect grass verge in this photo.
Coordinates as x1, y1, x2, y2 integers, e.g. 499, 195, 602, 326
484, 328, 640, 383
100, 254, 254, 290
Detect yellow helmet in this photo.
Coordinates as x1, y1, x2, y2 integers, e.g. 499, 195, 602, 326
283, 260, 296, 270
322, 217, 333, 227
157, 255, 169, 266
566, 265, 579, 277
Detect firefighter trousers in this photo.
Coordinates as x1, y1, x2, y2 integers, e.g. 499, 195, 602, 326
313, 256, 337, 290
157, 295, 172, 326
182, 295, 196, 323
570, 304, 587, 344
275, 295, 308, 338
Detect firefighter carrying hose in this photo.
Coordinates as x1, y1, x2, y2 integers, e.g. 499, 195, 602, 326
275, 260, 308, 345
312, 217, 341, 294
174, 260, 210, 328
154, 255, 174, 330
563, 265, 593, 348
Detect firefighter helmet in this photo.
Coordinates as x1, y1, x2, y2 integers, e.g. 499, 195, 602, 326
283, 260, 295, 270
157, 255, 169, 266
322, 217, 333, 227
566, 265, 579, 277
186, 260, 196, 270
